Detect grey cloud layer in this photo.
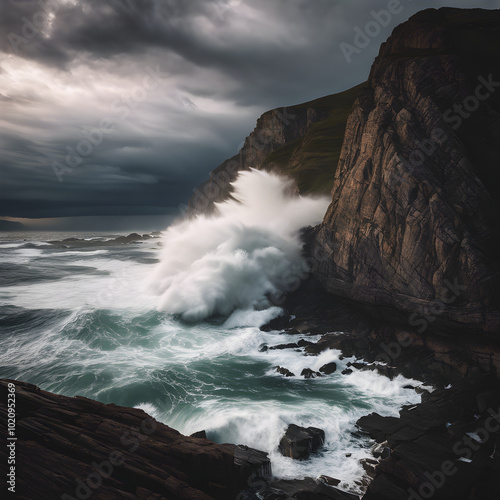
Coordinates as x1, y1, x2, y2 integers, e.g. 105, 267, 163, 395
1, 0, 499, 218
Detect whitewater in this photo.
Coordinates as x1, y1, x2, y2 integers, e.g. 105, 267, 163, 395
0, 170, 424, 493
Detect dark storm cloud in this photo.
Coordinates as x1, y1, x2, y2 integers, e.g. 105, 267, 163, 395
1, 0, 499, 220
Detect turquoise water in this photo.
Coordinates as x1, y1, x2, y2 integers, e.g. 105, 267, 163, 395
0, 231, 422, 492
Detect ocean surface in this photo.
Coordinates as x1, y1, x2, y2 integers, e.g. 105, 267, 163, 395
0, 230, 424, 493
0, 168, 425, 494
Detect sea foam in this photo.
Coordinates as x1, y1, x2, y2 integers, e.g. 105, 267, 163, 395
149, 169, 329, 323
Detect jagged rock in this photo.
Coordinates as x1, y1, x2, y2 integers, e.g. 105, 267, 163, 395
278, 424, 325, 460
319, 475, 341, 487
319, 362, 337, 374
275, 366, 295, 377
361, 375, 500, 500
297, 339, 314, 347
360, 458, 379, 478
300, 368, 322, 378
262, 477, 359, 500
370, 441, 391, 460
0, 379, 270, 499
269, 342, 299, 350
190, 430, 207, 439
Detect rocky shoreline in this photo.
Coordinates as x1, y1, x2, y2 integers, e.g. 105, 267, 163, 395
256, 279, 500, 499
2, 282, 499, 499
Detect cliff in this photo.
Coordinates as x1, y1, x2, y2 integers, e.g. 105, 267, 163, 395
309, 8, 500, 333
188, 83, 365, 215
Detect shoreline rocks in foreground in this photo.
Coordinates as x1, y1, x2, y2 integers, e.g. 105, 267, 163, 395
0, 379, 270, 500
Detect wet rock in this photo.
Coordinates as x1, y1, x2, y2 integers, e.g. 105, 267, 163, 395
346, 362, 366, 369
371, 441, 391, 460
319, 362, 337, 374
297, 339, 314, 347
269, 342, 299, 350
341, 368, 353, 375
318, 475, 341, 487
360, 457, 379, 477
274, 366, 295, 377
190, 430, 207, 439
278, 424, 325, 460
300, 368, 322, 378
0, 379, 270, 500
361, 375, 500, 500
263, 477, 359, 500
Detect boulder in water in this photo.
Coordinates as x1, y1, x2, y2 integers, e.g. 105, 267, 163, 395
301, 368, 322, 378
275, 366, 295, 377
319, 362, 337, 374
278, 424, 325, 459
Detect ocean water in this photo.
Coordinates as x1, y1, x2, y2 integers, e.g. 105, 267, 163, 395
0, 172, 424, 493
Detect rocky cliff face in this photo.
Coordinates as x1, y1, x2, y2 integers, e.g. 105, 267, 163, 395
310, 8, 500, 333
188, 84, 364, 215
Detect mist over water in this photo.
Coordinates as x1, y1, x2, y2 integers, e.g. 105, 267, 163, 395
148, 169, 330, 324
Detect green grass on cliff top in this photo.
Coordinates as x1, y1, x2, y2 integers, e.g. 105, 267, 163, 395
261, 82, 366, 197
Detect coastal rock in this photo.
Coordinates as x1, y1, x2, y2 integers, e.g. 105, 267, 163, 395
269, 342, 299, 350
262, 477, 359, 500
275, 366, 295, 377
278, 424, 325, 460
0, 379, 271, 500
310, 8, 500, 333
301, 368, 322, 379
359, 375, 500, 500
190, 430, 208, 439
319, 362, 337, 374
263, 477, 359, 500
319, 476, 341, 487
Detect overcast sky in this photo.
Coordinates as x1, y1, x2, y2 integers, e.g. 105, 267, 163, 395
1, 0, 499, 228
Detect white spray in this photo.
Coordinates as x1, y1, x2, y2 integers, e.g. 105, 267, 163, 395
148, 169, 329, 324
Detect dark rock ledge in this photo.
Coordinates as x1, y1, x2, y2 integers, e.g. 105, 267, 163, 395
0, 379, 270, 500
259, 277, 500, 499
358, 375, 500, 500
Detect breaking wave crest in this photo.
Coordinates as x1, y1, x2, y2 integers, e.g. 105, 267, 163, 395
148, 169, 329, 323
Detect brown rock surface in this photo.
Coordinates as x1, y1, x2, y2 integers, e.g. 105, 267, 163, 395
0, 379, 270, 500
